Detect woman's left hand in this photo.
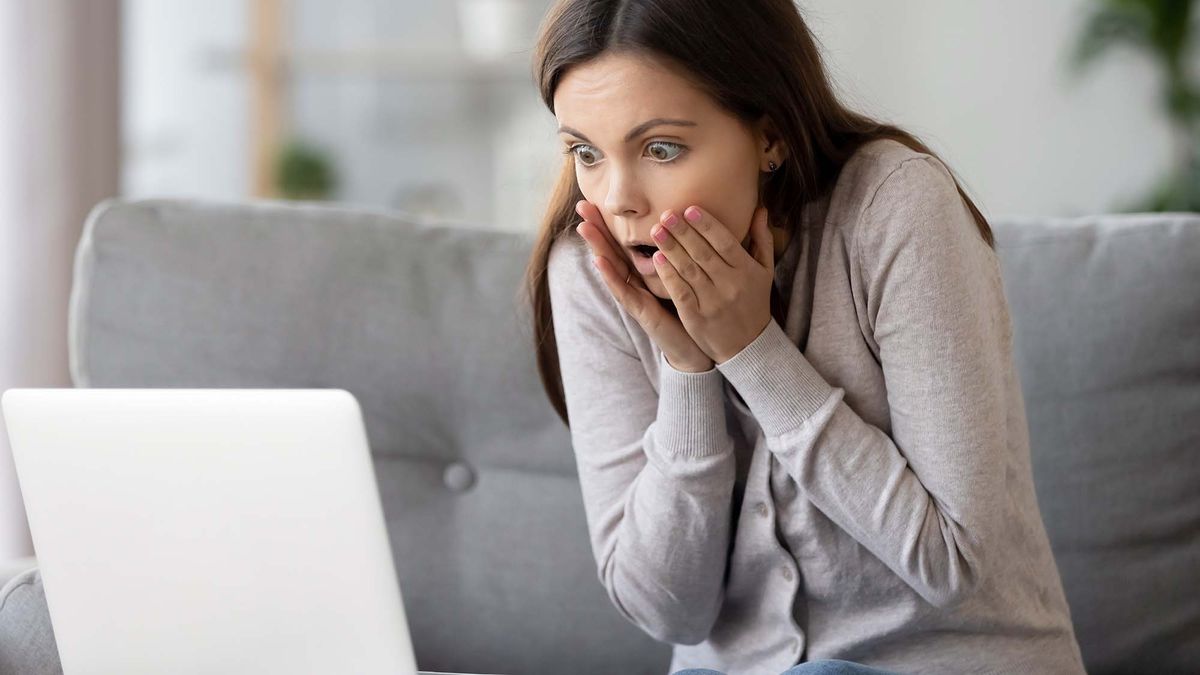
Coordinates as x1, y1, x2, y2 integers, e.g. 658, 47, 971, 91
651, 204, 776, 365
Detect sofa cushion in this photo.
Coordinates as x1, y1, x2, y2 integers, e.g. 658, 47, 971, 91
993, 212, 1200, 674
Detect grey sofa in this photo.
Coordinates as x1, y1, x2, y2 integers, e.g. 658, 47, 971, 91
1, 197, 1197, 675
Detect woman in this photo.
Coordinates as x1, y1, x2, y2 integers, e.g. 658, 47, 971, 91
523, 1, 1087, 674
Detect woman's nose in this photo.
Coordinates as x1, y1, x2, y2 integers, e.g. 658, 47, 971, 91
602, 167, 646, 221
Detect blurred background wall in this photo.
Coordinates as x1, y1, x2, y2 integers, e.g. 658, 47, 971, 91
0, 0, 1193, 559
0, 0, 121, 560
118, 0, 1184, 228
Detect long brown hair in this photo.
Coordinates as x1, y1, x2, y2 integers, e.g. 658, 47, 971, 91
523, 0, 993, 427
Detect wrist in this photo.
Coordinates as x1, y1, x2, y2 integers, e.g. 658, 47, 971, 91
664, 353, 715, 374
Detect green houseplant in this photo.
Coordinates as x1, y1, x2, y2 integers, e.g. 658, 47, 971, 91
1069, 0, 1200, 211
274, 139, 338, 201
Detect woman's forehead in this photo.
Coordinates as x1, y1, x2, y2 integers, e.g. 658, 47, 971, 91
554, 52, 711, 118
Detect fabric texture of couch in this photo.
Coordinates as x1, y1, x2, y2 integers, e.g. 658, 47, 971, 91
1, 197, 1197, 674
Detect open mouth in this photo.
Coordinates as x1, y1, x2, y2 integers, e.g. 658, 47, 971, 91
631, 244, 658, 258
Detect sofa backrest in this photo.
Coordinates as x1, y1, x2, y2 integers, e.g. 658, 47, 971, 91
68, 198, 1199, 674
990, 212, 1199, 674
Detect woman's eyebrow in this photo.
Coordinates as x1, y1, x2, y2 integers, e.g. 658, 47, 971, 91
557, 118, 697, 143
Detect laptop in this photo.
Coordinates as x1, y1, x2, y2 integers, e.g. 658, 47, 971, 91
1, 388, 420, 675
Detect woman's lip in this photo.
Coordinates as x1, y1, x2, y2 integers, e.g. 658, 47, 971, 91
631, 251, 658, 276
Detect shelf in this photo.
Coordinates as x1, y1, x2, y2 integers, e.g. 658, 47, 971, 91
202, 46, 536, 82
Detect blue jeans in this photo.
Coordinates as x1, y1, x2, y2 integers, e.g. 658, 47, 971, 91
672, 659, 900, 675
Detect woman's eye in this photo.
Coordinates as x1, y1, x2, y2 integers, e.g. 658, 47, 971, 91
565, 141, 685, 167
567, 144, 600, 166
645, 141, 684, 162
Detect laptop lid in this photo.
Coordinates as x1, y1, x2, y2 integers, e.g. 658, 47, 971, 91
1, 388, 418, 675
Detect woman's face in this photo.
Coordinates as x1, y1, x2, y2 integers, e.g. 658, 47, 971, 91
553, 51, 782, 299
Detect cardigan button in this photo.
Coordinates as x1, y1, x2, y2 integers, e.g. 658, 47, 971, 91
781, 565, 794, 582
755, 502, 769, 517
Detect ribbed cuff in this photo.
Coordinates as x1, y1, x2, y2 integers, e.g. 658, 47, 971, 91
653, 351, 730, 458
715, 320, 836, 439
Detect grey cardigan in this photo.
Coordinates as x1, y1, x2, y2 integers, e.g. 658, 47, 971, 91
547, 138, 1087, 675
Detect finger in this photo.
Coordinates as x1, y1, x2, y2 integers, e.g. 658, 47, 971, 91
576, 200, 635, 280
672, 205, 747, 271
575, 200, 623, 257
594, 255, 682, 342
592, 255, 638, 301
577, 220, 635, 285
596, 250, 701, 363
653, 214, 716, 293
657, 207, 728, 282
651, 250, 700, 311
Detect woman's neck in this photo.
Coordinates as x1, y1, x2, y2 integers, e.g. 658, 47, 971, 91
771, 225, 792, 262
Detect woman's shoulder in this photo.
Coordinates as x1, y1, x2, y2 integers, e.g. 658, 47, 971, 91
547, 230, 602, 297
835, 140, 994, 304
832, 138, 952, 211
826, 138, 966, 245
548, 229, 588, 269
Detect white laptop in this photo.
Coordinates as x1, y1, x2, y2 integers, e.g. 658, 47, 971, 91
1, 388, 421, 675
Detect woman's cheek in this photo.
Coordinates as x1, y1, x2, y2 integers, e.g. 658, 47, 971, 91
575, 171, 597, 206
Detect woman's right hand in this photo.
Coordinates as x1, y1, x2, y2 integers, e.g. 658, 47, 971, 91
573, 199, 716, 373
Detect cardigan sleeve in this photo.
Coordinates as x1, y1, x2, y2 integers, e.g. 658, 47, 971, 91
715, 156, 1009, 610
547, 234, 736, 645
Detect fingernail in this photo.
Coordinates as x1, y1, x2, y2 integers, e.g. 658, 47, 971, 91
684, 206, 702, 223
662, 211, 679, 229
652, 225, 667, 242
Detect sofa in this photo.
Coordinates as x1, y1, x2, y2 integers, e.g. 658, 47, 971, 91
1, 197, 1196, 674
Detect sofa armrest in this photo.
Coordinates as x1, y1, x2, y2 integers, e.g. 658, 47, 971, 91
0, 557, 38, 590
0, 567, 62, 675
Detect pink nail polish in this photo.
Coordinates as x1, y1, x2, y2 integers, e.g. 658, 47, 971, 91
662, 212, 679, 229
684, 206, 702, 222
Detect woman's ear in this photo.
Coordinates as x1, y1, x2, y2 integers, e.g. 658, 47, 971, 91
756, 114, 789, 169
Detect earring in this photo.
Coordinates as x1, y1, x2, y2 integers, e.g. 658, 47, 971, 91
768, 160, 778, 172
